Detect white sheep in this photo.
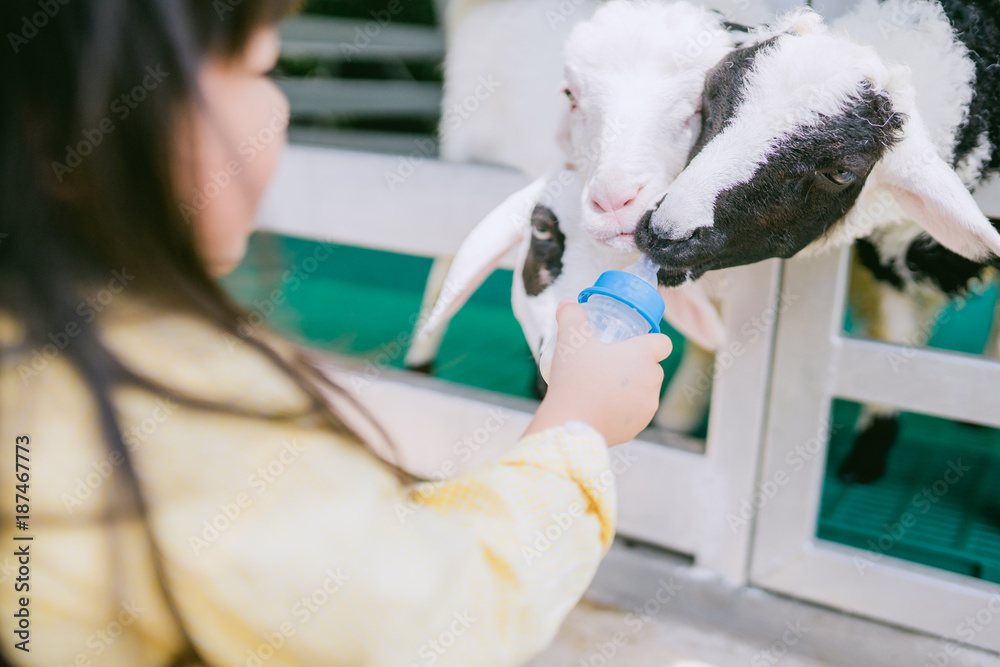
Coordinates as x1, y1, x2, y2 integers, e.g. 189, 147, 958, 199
407, 0, 775, 433
402, 0, 599, 376
417, 0, 741, 430
431, 0, 769, 178
635, 0, 1000, 479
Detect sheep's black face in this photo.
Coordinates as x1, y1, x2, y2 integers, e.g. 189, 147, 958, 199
687, 38, 777, 165
522, 205, 566, 296
636, 34, 905, 286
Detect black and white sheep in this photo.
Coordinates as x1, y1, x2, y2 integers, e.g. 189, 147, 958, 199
634, 0, 1000, 480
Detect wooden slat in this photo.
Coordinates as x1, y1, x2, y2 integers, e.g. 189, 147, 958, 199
288, 126, 439, 156
832, 336, 1000, 428
278, 78, 442, 118
280, 15, 445, 62
255, 144, 529, 261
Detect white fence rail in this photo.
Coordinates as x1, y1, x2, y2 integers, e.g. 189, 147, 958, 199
257, 145, 527, 262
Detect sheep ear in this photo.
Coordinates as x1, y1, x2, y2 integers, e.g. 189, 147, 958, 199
418, 176, 548, 338
875, 117, 1000, 263
658, 281, 725, 352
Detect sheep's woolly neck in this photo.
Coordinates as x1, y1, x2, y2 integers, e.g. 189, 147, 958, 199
838, 0, 999, 185
937, 0, 1000, 181
629, 0, 1000, 291
835, 0, 971, 160
831, 0, 1000, 295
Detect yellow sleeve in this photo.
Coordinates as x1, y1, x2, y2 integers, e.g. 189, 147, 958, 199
0, 303, 617, 666
135, 399, 615, 667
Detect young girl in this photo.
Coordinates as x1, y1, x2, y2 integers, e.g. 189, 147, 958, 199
0, 1, 671, 665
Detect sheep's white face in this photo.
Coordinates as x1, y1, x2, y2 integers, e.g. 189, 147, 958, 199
560, 0, 735, 254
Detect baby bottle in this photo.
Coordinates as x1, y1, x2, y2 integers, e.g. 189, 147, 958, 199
577, 255, 664, 344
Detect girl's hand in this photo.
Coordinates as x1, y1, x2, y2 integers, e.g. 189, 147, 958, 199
524, 300, 673, 446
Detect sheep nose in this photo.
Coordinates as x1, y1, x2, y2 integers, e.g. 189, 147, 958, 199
652, 227, 696, 246
635, 207, 712, 261
590, 184, 643, 214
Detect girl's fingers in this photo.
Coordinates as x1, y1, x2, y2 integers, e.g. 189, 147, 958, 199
648, 333, 673, 361
621, 332, 673, 361
555, 300, 590, 333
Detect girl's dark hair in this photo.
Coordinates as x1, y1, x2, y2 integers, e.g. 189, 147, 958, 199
0, 1, 397, 662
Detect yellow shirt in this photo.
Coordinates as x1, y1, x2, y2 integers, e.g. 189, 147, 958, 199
0, 298, 615, 666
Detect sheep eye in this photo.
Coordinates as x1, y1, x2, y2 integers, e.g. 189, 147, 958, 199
821, 169, 857, 186
563, 88, 577, 109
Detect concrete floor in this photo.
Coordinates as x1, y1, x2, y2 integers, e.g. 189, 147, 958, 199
528, 600, 832, 667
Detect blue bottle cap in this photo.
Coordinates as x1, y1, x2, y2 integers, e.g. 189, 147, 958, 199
578, 270, 663, 334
